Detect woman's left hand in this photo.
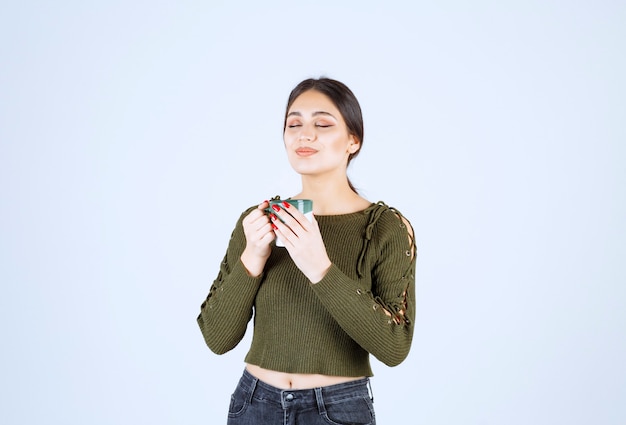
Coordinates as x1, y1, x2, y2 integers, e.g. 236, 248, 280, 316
269, 202, 331, 283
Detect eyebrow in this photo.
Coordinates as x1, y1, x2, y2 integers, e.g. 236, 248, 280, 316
287, 111, 337, 119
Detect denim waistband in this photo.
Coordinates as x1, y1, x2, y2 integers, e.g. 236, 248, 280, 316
239, 368, 372, 409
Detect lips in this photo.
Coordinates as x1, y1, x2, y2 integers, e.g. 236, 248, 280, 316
295, 147, 318, 157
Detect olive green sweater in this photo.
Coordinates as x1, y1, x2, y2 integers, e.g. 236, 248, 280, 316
197, 201, 416, 377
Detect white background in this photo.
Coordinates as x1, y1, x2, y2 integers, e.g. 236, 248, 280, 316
1, 1, 624, 424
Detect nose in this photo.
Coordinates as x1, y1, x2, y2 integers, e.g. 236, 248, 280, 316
299, 126, 315, 142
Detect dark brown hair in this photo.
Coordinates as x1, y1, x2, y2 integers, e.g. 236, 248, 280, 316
284, 77, 364, 193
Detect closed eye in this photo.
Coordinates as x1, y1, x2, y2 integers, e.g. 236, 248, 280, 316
286, 119, 302, 128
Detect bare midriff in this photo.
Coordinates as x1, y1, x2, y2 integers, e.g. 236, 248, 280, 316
246, 364, 365, 390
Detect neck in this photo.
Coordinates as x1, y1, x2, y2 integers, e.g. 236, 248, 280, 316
294, 173, 366, 215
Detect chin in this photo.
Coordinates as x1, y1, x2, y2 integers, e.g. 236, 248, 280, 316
289, 166, 317, 177
287, 159, 317, 175
287, 156, 346, 177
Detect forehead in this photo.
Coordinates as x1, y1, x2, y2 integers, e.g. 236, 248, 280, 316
288, 90, 340, 115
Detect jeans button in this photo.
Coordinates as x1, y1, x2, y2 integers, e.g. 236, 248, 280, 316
285, 393, 294, 401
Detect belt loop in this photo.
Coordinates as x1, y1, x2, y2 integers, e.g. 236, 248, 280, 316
314, 387, 326, 415
367, 378, 374, 402
246, 373, 258, 404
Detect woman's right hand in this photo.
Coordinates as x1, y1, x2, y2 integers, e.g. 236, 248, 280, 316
240, 200, 275, 277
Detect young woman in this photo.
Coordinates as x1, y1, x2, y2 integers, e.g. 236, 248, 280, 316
198, 77, 416, 425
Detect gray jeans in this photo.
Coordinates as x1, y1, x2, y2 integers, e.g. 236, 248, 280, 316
227, 369, 376, 425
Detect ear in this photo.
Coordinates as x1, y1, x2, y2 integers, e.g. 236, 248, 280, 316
348, 135, 360, 154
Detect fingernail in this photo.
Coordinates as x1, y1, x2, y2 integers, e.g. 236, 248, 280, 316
270, 213, 277, 221
272, 204, 280, 212
282, 201, 290, 208
271, 223, 278, 230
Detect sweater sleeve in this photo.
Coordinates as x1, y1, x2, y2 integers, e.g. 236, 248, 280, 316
309, 209, 417, 367
197, 207, 263, 355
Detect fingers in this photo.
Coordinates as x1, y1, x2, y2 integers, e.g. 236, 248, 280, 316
268, 203, 330, 283
270, 214, 295, 247
269, 203, 318, 249
244, 201, 313, 249
269, 202, 310, 231
243, 201, 275, 245
270, 219, 289, 246
244, 202, 271, 228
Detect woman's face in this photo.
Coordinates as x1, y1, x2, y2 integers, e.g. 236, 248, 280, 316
283, 90, 359, 178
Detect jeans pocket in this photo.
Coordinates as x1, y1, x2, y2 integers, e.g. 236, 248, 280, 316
227, 385, 250, 418
323, 396, 375, 425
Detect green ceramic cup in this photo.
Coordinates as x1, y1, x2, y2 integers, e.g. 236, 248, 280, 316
267, 199, 313, 247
